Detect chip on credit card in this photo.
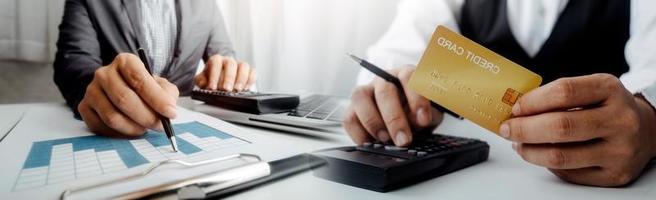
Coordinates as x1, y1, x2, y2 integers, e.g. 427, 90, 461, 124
408, 26, 542, 135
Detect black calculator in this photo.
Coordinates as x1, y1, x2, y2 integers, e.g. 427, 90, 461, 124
191, 88, 300, 114
309, 134, 489, 192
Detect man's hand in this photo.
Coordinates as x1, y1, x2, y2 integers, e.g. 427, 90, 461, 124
194, 55, 256, 91
78, 53, 180, 138
500, 73, 656, 187
343, 66, 443, 147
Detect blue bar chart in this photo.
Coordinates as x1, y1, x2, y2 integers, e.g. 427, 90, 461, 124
13, 121, 249, 191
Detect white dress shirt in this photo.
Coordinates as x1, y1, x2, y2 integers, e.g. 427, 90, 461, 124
140, 0, 178, 76
360, 0, 656, 108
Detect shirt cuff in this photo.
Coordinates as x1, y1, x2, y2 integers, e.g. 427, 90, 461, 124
642, 83, 656, 109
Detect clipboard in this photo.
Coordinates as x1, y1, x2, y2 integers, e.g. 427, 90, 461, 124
61, 153, 270, 200
60, 153, 325, 199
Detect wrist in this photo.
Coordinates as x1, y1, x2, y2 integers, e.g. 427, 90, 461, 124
635, 94, 656, 159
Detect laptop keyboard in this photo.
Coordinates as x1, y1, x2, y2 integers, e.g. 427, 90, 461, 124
288, 95, 346, 122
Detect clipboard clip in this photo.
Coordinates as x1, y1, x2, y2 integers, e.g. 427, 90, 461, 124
61, 153, 270, 200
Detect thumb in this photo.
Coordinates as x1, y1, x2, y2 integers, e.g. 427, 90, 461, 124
398, 67, 433, 128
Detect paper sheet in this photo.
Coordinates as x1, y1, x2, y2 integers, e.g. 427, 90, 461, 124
0, 104, 274, 199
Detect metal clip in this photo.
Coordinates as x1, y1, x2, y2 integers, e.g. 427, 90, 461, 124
61, 153, 262, 200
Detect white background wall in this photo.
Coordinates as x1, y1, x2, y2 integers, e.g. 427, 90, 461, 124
0, 0, 403, 103
218, 0, 403, 97
0, 0, 64, 62
0, 0, 64, 103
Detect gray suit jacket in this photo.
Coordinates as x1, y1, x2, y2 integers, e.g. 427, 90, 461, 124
53, 0, 235, 116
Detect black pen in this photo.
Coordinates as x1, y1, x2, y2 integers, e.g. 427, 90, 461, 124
348, 54, 462, 119
138, 48, 179, 152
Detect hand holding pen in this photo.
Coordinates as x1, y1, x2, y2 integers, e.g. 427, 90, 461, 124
344, 54, 456, 147
138, 49, 179, 152
77, 52, 180, 140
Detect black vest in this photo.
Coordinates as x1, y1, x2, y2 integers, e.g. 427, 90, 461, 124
459, 0, 630, 84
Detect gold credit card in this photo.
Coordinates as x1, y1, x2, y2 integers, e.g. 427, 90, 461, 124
409, 26, 542, 134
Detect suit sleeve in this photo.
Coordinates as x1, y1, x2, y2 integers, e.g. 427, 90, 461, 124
53, 0, 102, 117
203, 2, 236, 61
358, 0, 464, 85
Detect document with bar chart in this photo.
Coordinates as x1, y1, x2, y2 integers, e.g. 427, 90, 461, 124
0, 105, 264, 199
12, 121, 249, 191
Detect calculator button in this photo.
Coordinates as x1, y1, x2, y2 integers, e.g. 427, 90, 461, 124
362, 142, 373, 147
373, 143, 383, 148
407, 149, 417, 154
417, 151, 428, 157
384, 145, 408, 151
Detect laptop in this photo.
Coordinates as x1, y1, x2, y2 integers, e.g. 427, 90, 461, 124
189, 89, 349, 136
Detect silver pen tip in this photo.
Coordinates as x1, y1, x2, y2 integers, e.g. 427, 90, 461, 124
170, 136, 179, 152
348, 54, 363, 63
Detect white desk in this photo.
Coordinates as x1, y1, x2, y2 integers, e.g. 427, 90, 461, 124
1, 101, 653, 200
